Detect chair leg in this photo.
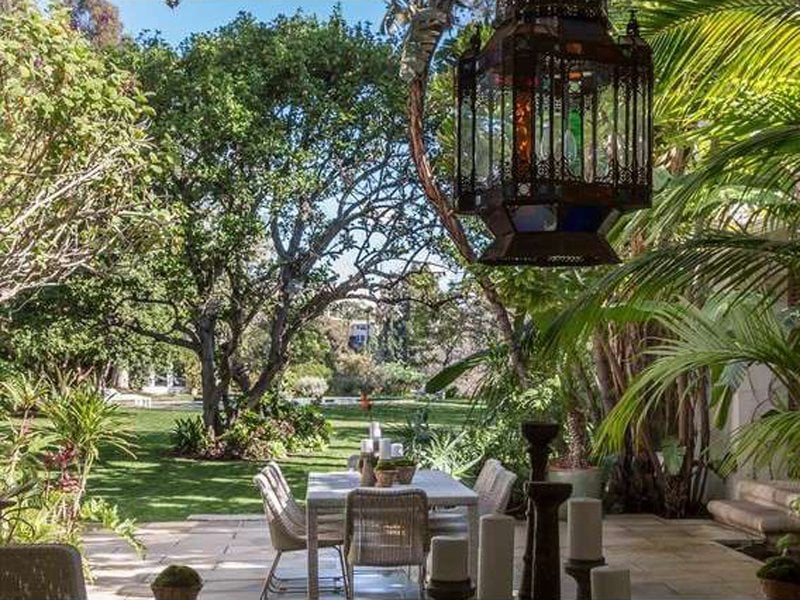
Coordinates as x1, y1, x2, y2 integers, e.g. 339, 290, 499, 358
336, 546, 349, 598
419, 561, 427, 599
261, 551, 282, 600
347, 562, 355, 600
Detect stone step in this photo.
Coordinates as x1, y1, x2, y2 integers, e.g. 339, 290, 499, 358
737, 480, 800, 512
708, 499, 800, 536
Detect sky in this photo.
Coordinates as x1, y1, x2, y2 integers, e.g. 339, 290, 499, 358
115, 0, 389, 45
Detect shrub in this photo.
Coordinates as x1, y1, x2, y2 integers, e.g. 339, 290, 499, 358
293, 376, 328, 400
171, 416, 210, 457
330, 352, 380, 395
376, 362, 424, 396
757, 556, 800, 583
414, 429, 483, 480
267, 398, 331, 451
0, 372, 46, 416
1, 378, 141, 558
220, 410, 288, 461
286, 362, 332, 381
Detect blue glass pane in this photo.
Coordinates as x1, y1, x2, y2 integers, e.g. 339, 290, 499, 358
561, 206, 604, 232
511, 205, 557, 232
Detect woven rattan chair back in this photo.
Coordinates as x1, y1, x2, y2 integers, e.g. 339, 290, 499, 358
344, 487, 429, 567
253, 472, 306, 552
0, 544, 87, 600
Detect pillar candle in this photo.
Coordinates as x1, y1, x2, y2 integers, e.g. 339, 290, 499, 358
591, 566, 631, 600
369, 421, 381, 439
568, 497, 603, 561
360, 438, 373, 453
391, 443, 404, 457
478, 514, 514, 600
430, 536, 469, 582
378, 438, 393, 459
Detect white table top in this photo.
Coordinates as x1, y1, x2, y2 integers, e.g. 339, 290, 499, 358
306, 469, 478, 508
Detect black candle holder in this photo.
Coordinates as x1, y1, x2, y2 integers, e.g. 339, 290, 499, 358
519, 422, 561, 600
564, 557, 607, 600
426, 578, 474, 600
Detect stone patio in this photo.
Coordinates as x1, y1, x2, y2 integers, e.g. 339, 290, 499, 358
84, 513, 764, 599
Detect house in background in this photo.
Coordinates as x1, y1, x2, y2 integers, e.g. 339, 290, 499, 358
347, 320, 372, 352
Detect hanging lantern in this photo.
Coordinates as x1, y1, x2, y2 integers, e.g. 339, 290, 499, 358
455, 0, 653, 266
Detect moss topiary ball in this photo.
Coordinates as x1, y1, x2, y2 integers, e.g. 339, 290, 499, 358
757, 557, 800, 584
153, 565, 203, 588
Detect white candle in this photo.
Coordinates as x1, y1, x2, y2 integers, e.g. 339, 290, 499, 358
568, 497, 603, 561
379, 438, 393, 459
478, 514, 514, 599
430, 536, 469, 582
391, 443, 404, 457
369, 421, 381, 439
360, 439, 373, 453
591, 566, 630, 600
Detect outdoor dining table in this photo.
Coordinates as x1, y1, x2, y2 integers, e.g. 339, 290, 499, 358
305, 469, 480, 599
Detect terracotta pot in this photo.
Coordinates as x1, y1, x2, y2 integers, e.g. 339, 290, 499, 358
760, 578, 800, 600
547, 466, 603, 520
396, 465, 417, 485
151, 585, 202, 600
375, 470, 396, 488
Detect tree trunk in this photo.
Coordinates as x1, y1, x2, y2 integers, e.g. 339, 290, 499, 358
196, 315, 220, 435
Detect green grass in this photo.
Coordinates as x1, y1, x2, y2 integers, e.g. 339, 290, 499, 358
89, 399, 472, 522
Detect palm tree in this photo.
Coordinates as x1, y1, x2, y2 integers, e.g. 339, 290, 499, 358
388, 0, 800, 514
542, 0, 800, 514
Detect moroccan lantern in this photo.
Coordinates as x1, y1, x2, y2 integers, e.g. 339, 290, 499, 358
455, 0, 653, 266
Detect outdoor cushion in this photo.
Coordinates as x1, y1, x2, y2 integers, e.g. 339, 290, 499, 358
737, 479, 800, 512
708, 499, 800, 536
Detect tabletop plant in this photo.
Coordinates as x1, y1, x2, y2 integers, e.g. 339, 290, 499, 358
374, 459, 397, 487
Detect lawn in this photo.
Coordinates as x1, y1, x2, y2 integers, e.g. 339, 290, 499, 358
89, 399, 472, 522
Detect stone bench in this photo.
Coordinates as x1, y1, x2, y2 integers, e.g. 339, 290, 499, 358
708, 480, 800, 539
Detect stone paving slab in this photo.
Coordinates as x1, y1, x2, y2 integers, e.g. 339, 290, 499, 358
84, 514, 763, 599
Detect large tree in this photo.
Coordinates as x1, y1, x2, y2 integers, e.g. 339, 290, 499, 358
113, 13, 432, 431
0, 1, 154, 305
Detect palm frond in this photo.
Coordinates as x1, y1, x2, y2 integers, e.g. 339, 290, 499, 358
543, 234, 800, 352
724, 410, 800, 477
595, 299, 800, 454
633, 0, 800, 121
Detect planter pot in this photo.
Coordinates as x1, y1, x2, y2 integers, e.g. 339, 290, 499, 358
375, 470, 397, 488
760, 578, 800, 600
151, 585, 202, 600
547, 466, 603, 520
396, 465, 417, 485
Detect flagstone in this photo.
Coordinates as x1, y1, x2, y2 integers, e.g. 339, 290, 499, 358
84, 513, 763, 599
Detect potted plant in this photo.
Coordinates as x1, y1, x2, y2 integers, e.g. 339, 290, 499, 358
151, 565, 203, 600
757, 556, 800, 600
374, 459, 397, 487
547, 405, 602, 519
394, 457, 417, 484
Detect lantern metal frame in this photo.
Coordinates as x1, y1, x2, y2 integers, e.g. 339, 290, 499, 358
455, 0, 653, 266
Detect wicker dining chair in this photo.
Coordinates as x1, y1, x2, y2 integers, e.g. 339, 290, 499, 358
346, 454, 360, 471
429, 462, 517, 534
344, 488, 430, 599
260, 462, 305, 528
253, 471, 348, 598
0, 544, 87, 600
